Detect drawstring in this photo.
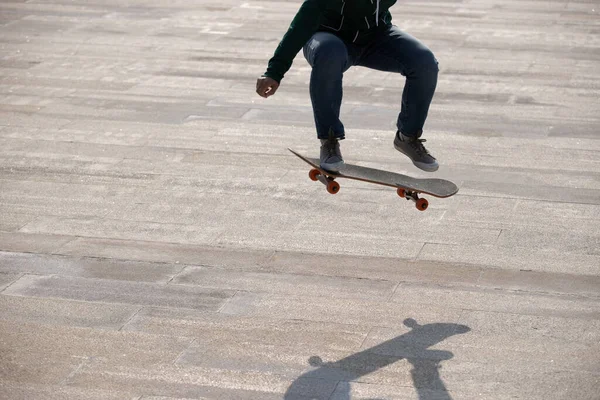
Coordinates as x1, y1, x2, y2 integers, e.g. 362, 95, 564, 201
359, 0, 381, 40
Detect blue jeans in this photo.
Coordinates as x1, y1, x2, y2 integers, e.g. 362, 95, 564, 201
303, 26, 438, 140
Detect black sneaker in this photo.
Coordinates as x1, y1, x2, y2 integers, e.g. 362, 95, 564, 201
320, 138, 344, 172
394, 131, 439, 172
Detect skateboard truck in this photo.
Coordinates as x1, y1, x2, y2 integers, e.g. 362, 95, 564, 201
396, 188, 429, 211
309, 168, 429, 211
309, 168, 340, 194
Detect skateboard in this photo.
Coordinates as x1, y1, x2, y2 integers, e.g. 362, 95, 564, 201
289, 148, 458, 211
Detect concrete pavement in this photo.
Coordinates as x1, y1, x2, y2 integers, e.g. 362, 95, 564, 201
0, 0, 599, 399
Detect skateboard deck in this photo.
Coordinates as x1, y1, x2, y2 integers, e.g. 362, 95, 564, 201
289, 148, 458, 211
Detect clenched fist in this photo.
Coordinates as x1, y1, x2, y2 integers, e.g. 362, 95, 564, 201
256, 76, 280, 98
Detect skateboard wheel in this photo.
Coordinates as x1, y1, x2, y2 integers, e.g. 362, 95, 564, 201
327, 180, 340, 194
397, 188, 406, 198
309, 169, 320, 182
416, 198, 429, 211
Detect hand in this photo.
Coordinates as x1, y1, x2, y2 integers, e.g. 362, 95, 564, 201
256, 76, 280, 98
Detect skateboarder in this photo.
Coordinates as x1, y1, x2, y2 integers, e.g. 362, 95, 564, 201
256, 0, 439, 172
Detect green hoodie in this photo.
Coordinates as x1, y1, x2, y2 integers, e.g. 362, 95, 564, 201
264, 0, 397, 83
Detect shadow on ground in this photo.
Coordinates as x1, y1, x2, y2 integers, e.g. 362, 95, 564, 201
284, 318, 471, 399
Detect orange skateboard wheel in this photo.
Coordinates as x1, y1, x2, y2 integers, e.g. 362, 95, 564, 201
416, 198, 429, 211
309, 169, 320, 182
327, 180, 340, 194
397, 188, 406, 198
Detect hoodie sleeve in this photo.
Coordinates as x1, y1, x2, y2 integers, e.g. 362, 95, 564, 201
263, 0, 327, 83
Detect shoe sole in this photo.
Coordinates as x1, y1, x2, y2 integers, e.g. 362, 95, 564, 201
394, 142, 439, 172
320, 160, 345, 173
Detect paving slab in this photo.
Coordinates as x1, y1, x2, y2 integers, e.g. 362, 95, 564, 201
0, 382, 137, 400
0, 319, 192, 385
67, 362, 339, 400
0, 212, 35, 231
0, 232, 75, 254
173, 266, 398, 300
57, 237, 274, 268
477, 267, 600, 298
220, 291, 464, 329
3, 274, 235, 311
418, 242, 600, 275
0, 294, 139, 330
0, 251, 184, 283
123, 307, 370, 352
390, 282, 600, 319
19, 216, 224, 244
1, 0, 599, 398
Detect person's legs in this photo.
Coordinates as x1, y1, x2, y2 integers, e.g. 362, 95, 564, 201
303, 32, 355, 141
303, 32, 358, 171
358, 26, 438, 137
357, 26, 439, 171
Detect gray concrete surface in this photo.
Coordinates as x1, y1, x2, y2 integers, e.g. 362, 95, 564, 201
1, 0, 599, 399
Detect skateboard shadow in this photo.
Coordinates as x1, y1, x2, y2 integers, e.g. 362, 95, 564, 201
284, 318, 470, 400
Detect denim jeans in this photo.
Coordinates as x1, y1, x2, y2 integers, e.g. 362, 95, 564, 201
302, 26, 438, 140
